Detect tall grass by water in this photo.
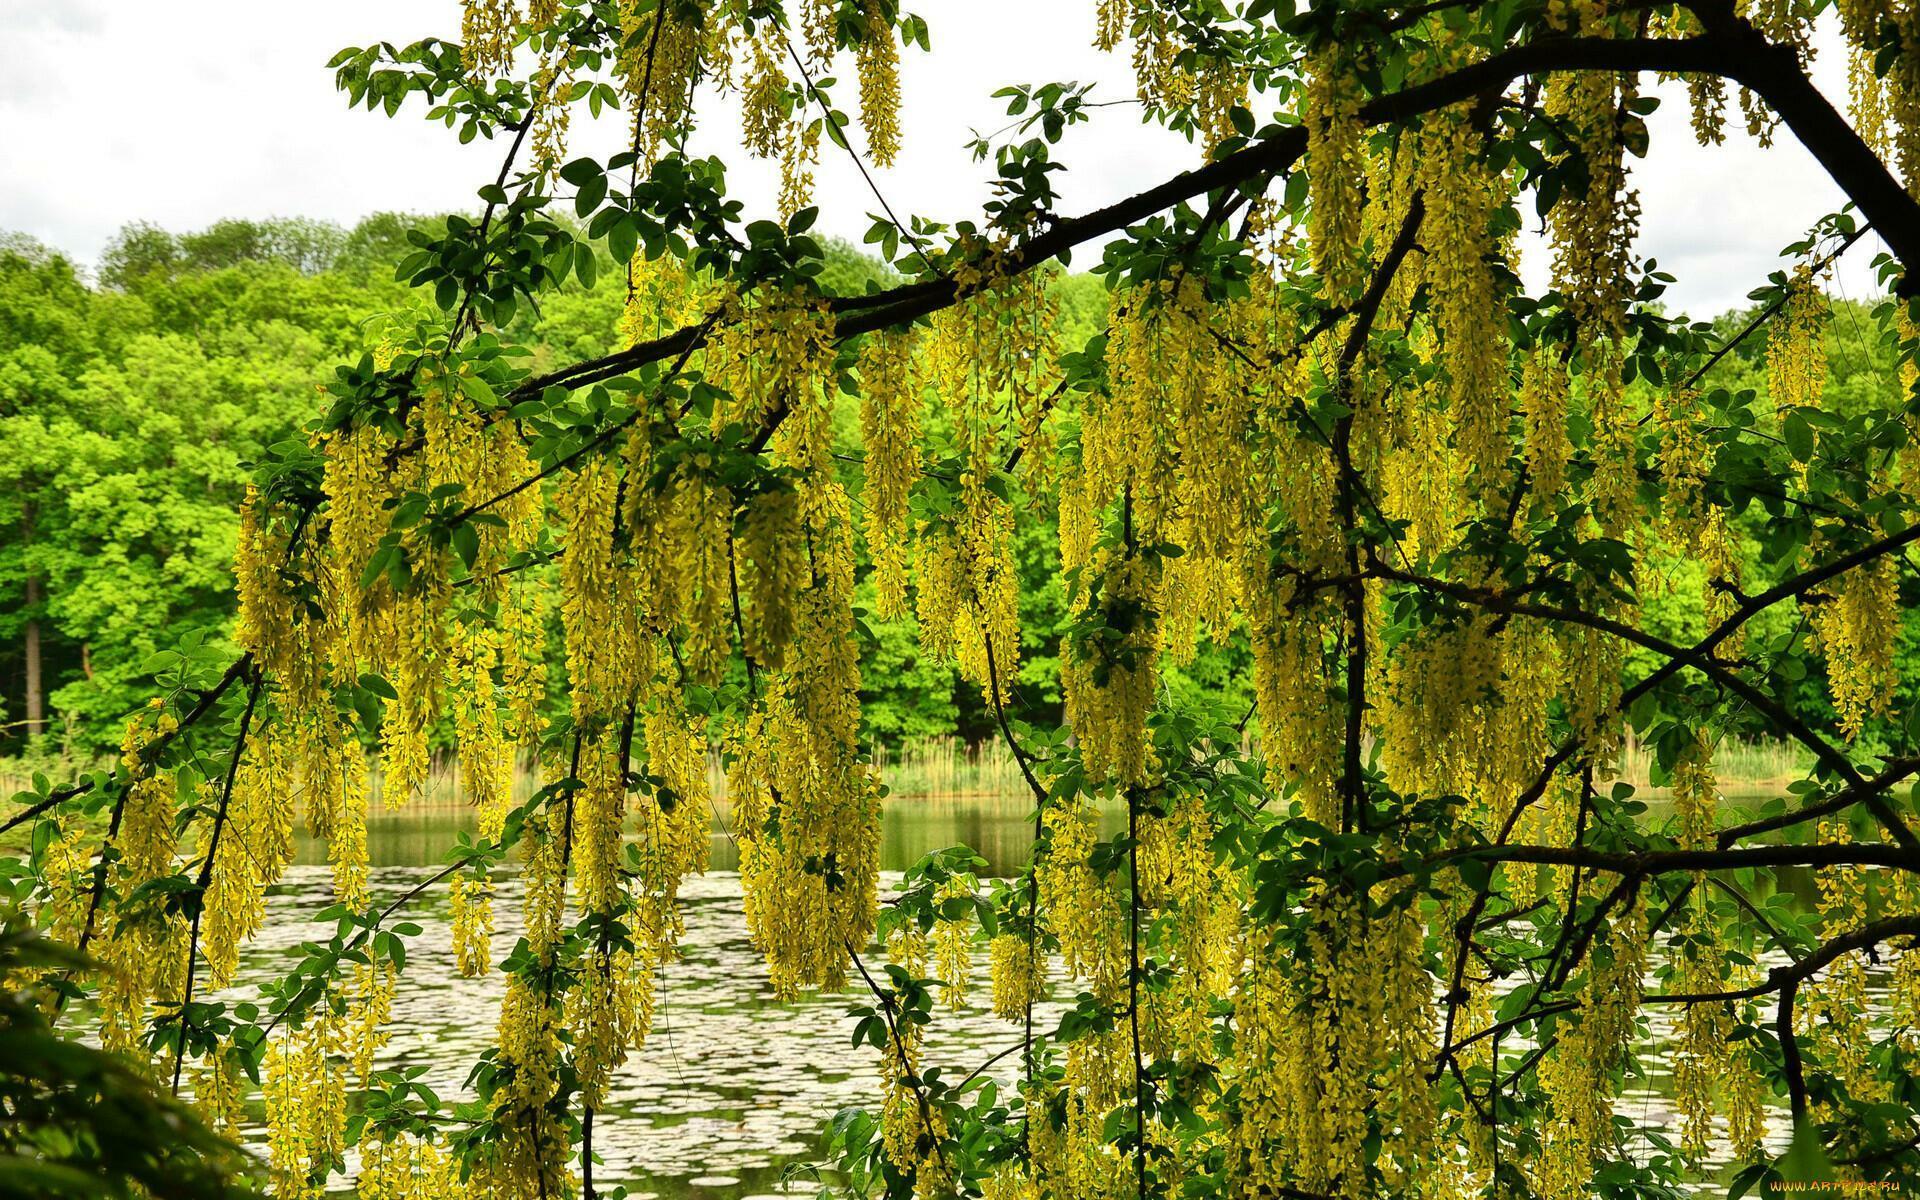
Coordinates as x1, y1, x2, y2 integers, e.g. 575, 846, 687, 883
406, 733, 1809, 809
1606, 735, 1808, 796
5, 732, 1814, 816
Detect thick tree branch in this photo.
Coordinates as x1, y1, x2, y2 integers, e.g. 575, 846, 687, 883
515, 29, 1920, 404
1373, 561, 1920, 849
1384, 839, 1920, 882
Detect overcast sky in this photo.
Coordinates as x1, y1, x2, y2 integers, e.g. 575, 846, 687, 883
0, 2, 1887, 317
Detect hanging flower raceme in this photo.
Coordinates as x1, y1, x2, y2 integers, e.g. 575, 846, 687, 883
1769, 264, 1830, 411
855, 0, 902, 167
97, 714, 186, 1060
858, 327, 923, 620
1813, 553, 1901, 737
1063, 549, 1162, 791
1535, 896, 1648, 1200
1305, 46, 1368, 298
913, 254, 1050, 699
1418, 112, 1509, 487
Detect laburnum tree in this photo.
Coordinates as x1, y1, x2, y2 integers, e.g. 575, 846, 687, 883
13, 0, 1920, 1196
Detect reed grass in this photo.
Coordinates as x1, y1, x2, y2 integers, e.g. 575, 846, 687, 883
0, 734, 1816, 821
1606, 736, 1808, 796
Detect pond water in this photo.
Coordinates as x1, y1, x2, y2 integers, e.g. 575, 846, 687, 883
239, 797, 1085, 1199
222, 794, 1856, 1195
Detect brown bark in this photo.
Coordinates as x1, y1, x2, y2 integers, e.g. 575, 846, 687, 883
23, 570, 42, 739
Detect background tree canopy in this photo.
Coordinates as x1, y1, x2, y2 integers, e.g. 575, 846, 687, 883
0, 221, 1113, 758
4, 226, 1907, 764
12, 1, 1920, 1198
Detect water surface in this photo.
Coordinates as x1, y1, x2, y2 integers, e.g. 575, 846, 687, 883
230, 793, 1864, 1195
248, 796, 1081, 1198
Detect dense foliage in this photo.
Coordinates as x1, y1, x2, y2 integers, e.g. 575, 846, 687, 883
0, 223, 1108, 759
0, 929, 251, 1199
12, 0, 1920, 1198
6, 231, 1913, 764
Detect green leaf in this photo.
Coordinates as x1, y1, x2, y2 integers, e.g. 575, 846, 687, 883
558, 157, 602, 187
608, 216, 638, 265
451, 522, 480, 570
1783, 410, 1815, 462
574, 171, 608, 217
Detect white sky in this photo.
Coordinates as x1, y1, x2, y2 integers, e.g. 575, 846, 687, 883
0, 2, 1888, 318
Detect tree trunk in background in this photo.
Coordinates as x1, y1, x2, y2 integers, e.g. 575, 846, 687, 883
23, 572, 43, 739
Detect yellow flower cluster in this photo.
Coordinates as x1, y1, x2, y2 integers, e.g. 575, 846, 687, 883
1691, 75, 1729, 146
858, 328, 923, 618
686, 310, 879, 999
1243, 578, 1344, 826
1139, 796, 1238, 1058
308, 718, 372, 909
529, 41, 577, 176
1063, 553, 1161, 789
557, 459, 642, 717
987, 931, 1045, 1021
348, 957, 399, 1084
1813, 556, 1901, 737
856, 2, 902, 167
914, 258, 1054, 699
917, 498, 1022, 702
1520, 350, 1572, 508
264, 1022, 349, 1197
498, 578, 549, 752
617, 0, 707, 170
236, 487, 331, 709
1093, 0, 1244, 146
878, 926, 949, 1184
358, 1133, 459, 1200
449, 873, 494, 977
1769, 265, 1830, 411
460, 0, 518, 76
1095, 0, 1128, 51
1037, 799, 1125, 1000
931, 876, 975, 1009
1895, 872, 1920, 1057
1231, 893, 1434, 1198
1671, 732, 1717, 851
742, 33, 789, 163
1305, 49, 1368, 297
1095, 279, 1250, 649
98, 715, 185, 1059
1419, 111, 1509, 484
37, 816, 93, 945
486, 972, 572, 1199
1535, 898, 1647, 1200
1559, 616, 1628, 756
1545, 2, 1640, 353
202, 738, 296, 987
1651, 387, 1747, 633
1382, 616, 1556, 824
1803, 819, 1883, 1110
574, 941, 658, 1109
1665, 734, 1769, 1159
448, 628, 514, 836
635, 696, 716, 909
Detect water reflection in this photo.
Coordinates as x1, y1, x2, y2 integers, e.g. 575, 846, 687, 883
263, 797, 1108, 1198
245, 794, 1848, 1195
291, 794, 1119, 878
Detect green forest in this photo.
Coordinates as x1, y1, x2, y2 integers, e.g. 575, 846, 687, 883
0, 216, 1076, 765
0, 215, 1908, 771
